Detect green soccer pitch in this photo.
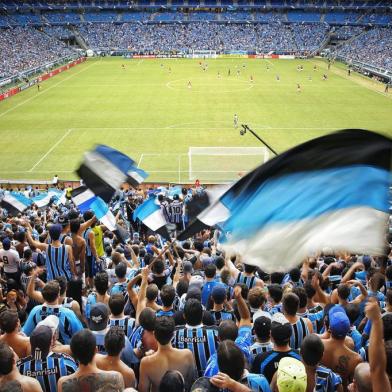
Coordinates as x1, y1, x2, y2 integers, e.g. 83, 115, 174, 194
0, 57, 391, 184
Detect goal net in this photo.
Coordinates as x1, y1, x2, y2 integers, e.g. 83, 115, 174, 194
190, 50, 217, 59
188, 146, 270, 183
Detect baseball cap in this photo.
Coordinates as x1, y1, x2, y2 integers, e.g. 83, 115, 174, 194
189, 275, 204, 291
277, 357, 307, 392
37, 315, 59, 335
89, 303, 109, 331
30, 325, 53, 356
271, 313, 292, 342
329, 305, 350, 338
57, 214, 69, 227
183, 260, 194, 274
190, 377, 219, 392
49, 224, 62, 240
211, 285, 226, 304
253, 310, 272, 323
2, 237, 11, 250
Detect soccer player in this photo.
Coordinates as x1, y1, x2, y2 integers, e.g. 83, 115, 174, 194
237, 69, 240, 76
234, 114, 238, 129
297, 83, 301, 93
121, 64, 125, 70
228, 69, 231, 76
187, 81, 192, 89
313, 65, 317, 71
217, 71, 221, 79
168, 67, 172, 74
323, 74, 328, 81
385, 81, 390, 93
37, 83, 41, 92
348, 67, 352, 76
250, 75, 254, 83
276, 74, 280, 81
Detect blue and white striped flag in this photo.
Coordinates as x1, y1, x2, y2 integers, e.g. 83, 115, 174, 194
133, 197, 170, 239
1, 192, 32, 215
77, 145, 148, 203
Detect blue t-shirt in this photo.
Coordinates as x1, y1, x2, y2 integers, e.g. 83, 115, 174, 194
201, 281, 220, 307
23, 305, 83, 344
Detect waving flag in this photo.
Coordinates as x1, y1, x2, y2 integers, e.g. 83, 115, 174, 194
133, 197, 170, 239
1, 192, 32, 215
179, 129, 392, 272
76, 145, 148, 203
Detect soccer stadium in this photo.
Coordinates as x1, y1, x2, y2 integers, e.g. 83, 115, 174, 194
0, 1, 392, 392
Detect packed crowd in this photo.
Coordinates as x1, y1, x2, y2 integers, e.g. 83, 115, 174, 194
78, 22, 328, 53
337, 27, 392, 71
0, 27, 75, 80
0, 185, 391, 392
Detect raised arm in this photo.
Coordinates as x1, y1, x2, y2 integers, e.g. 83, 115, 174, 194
312, 273, 330, 305
23, 221, 47, 252
27, 268, 44, 303
348, 280, 368, 304
79, 216, 96, 233
127, 274, 142, 310
233, 285, 251, 327
341, 262, 364, 283
366, 298, 392, 392
135, 267, 149, 324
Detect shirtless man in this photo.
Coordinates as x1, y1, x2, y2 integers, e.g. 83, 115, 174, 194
58, 329, 124, 392
0, 310, 30, 358
96, 328, 136, 388
0, 342, 42, 391
138, 316, 197, 392
70, 220, 86, 278
321, 306, 362, 389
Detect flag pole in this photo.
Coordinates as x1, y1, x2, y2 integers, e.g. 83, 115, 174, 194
240, 124, 278, 156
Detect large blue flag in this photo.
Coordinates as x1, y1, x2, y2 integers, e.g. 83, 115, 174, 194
179, 129, 392, 272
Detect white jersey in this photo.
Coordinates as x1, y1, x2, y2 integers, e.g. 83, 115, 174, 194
0, 248, 20, 273
170, 200, 183, 224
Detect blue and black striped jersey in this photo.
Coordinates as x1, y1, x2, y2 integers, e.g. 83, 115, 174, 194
210, 310, 236, 325
22, 305, 83, 344
109, 316, 136, 339
236, 273, 257, 289
173, 325, 219, 376
290, 317, 311, 350
315, 365, 342, 392
17, 351, 77, 392
46, 244, 72, 281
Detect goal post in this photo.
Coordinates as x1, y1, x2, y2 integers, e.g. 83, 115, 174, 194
188, 146, 270, 183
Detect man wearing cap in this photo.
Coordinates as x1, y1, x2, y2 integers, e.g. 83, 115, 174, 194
252, 313, 301, 383
18, 316, 78, 392
321, 306, 362, 389
88, 303, 136, 367
0, 237, 21, 283
51, 215, 73, 247
209, 285, 235, 325
272, 357, 307, 392
0, 342, 42, 392
250, 315, 273, 358
24, 221, 75, 281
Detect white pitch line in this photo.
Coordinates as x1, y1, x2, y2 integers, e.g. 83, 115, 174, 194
0, 61, 98, 119
28, 129, 73, 172
137, 153, 144, 167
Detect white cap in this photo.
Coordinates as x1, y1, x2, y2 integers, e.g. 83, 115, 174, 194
37, 315, 59, 334
253, 310, 272, 323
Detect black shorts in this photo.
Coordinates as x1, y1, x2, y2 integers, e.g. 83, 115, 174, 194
85, 255, 96, 279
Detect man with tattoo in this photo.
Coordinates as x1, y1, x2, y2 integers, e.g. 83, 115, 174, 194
57, 329, 124, 392
139, 316, 197, 392
0, 342, 42, 392
321, 306, 362, 389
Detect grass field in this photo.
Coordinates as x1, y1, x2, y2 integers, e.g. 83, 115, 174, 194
0, 57, 391, 184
